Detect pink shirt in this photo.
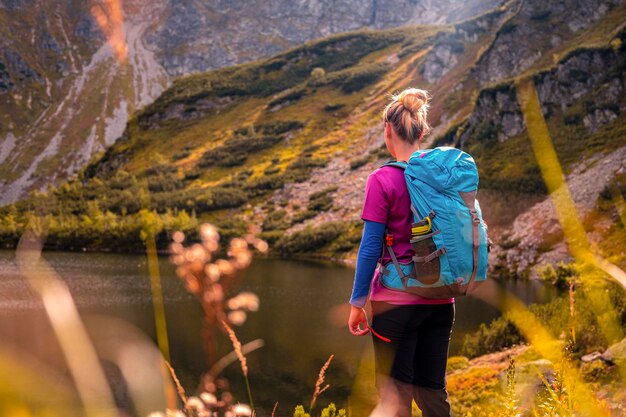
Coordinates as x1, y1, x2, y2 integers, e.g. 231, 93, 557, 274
362, 165, 454, 305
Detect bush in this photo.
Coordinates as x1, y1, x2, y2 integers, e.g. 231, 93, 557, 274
538, 261, 578, 289
245, 174, 285, 197
309, 63, 389, 93
447, 356, 470, 372
258, 230, 284, 245
308, 187, 337, 212
310, 67, 326, 79
284, 153, 329, 183
328, 222, 362, 253
267, 88, 306, 108
262, 210, 291, 231
461, 316, 523, 358
324, 103, 345, 112
199, 121, 304, 168
292, 210, 317, 224
350, 155, 372, 170
276, 222, 347, 256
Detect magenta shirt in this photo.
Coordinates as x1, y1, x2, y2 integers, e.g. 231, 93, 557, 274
362, 165, 454, 305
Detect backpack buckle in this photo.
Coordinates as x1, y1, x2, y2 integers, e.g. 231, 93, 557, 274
385, 234, 394, 246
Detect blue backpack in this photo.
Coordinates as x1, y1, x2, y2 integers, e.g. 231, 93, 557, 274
379, 147, 490, 297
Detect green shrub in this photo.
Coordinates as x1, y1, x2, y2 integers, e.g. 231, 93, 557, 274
284, 153, 329, 183
349, 155, 372, 170
308, 187, 337, 212
580, 360, 613, 382
267, 88, 307, 108
259, 230, 284, 245
323, 103, 345, 112
184, 170, 201, 180
461, 316, 523, 358
499, 238, 521, 249
264, 166, 281, 175
309, 63, 389, 93
173, 150, 191, 160
262, 210, 291, 231
245, 174, 285, 197
538, 262, 578, 289
310, 67, 326, 79
276, 222, 347, 256
447, 356, 470, 372
292, 210, 317, 223
328, 222, 362, 253
293, 403, 346, 417
530, 10, 551, 21
474, 121, 497, 142
199, 121, 304, 168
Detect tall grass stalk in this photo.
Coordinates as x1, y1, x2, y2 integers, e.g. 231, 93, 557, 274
164, 360, 192, 416
310, 354, 334, 413
222, 320, 255, 413
501, 358, 519, 417
569, 281, 576, 345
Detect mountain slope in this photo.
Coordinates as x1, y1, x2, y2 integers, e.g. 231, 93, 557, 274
0, 0, 503, 206
0, 0, 624, 276
0, 0, 170, 205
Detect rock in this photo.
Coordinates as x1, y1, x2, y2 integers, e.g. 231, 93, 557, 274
602, 337, 626, 365
149, 0, 502, 76
458, 84, 525, 145
494, 146, 626, 278
514, 359, 555, 385
3, 48, 43, 84
474, 0, 619, 85
421, 39, 463, 83
583, 108, 618, 133
581, 351, 604, 362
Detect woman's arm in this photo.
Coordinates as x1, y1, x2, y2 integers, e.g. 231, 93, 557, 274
348, 220, 385, 336
349, 220, 385, 307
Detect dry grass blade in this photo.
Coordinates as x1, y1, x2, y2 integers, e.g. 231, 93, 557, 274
310, 354, 334, 412
209, 339, 264, 377
164, 360, 192, 416
221, 320, 248, 377
221, 320, 255, 412
271, 401, 278, 417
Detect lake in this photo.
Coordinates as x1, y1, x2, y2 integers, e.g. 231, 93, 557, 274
0, 250, 558, 416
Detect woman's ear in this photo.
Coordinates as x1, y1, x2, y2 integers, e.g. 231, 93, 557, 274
384, 122, 395, 158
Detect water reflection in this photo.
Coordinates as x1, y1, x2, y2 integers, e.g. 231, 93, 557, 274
0, 250, 558, 415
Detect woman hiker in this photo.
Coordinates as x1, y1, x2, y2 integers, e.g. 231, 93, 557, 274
347, 88, 455, 417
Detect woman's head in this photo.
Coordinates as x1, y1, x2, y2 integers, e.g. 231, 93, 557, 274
382, 88, 431, 146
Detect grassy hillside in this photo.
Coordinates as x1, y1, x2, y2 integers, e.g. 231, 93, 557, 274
1, 0, 624, 264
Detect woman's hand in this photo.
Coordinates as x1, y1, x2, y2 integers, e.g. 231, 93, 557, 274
348, 305, 370, 336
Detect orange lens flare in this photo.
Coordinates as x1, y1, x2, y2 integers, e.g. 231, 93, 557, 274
91, 0, 128, 64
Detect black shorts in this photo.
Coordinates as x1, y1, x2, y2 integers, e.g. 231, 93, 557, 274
370, 301, 455, 390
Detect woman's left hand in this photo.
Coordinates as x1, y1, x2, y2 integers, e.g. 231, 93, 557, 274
348, 305, 370, 336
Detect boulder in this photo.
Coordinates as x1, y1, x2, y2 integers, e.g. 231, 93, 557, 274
602, 337, 626, 366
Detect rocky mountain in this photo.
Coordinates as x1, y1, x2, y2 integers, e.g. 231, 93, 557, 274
147, 0, 502, 76
0, 0, 503, 206
0, 0, 624, 278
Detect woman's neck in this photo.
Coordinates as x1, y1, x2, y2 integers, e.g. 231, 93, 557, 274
394, 141, 421, 162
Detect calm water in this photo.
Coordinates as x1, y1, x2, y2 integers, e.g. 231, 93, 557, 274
0, 250, 557, 415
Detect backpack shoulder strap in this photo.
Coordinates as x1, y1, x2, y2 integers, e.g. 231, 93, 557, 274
382, 160, 408, 170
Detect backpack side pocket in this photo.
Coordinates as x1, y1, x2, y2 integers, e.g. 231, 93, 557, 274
410, 230, 443, 285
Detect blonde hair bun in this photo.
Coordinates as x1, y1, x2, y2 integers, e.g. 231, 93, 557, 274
396, 88, 430, 114
382, 87, 431, 144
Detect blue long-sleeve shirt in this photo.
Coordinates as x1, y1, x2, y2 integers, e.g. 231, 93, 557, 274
349, 220, 385, 308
